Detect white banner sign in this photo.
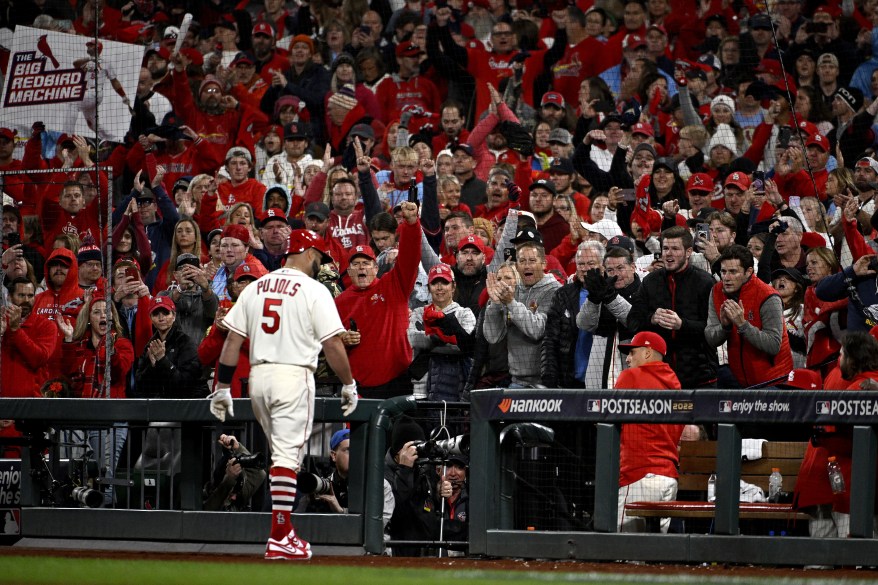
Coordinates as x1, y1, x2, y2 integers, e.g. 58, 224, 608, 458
0, 27, 143, 142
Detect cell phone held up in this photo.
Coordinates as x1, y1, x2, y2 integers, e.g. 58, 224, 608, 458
4, 232, 20, 248
349, 319, 358, 332
695, 223, 709, 250
408, 178, 418, 204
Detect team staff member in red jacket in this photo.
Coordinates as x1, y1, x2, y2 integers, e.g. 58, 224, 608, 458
615, 331, 684, 533
335, 201, 422, 398
705, 245, 793, 388
0, 277, 57, 397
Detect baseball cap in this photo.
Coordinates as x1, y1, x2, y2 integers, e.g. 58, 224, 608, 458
231, 52, 255, 67
724, 171, 750, 191
428, 263, 455, 284
451, 143, 475, 157
330, 429, 350, 450
687, 172, 714, 193
458, 234, 486, 254
549, 157, 575, 174
284, 122, 309, 140
304, 202, 330, 221
510, 226, 543, 245
580, 218, 623, 240
252, 21, 275, 37
805, 133, 829, 152
174, 253, 200, 270
347, 244, 376, 263
136, 188, 156, 204
619, 331, 667, 355
149, 295, 176, 315
600, 113, 625, 129
225, 146, 252, 165
749, 13, 773, 30
623, 34, 646, 50
447, 453, 468, 467
541, 92, 565, 109
529, 179, 557, 196
396, 42, 423, 58
630, 122, 654, 137
287, 229, 333, 263
653, 157, 676, 173
162, 26, 179, 39
0, 128, 16, 141
778, 368, 822, 390
771, 267, 805, 287
350, 123, 374, 140
548, 128, 572, 145
606, 235, 635, 254
233, 260, 269, 282
856, 157, 878, 174
261, 207, 289, 228
206, 228, 223, 247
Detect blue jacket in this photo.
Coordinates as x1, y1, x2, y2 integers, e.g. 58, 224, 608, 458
112, 185, 179, 290
815, 265, 878, 332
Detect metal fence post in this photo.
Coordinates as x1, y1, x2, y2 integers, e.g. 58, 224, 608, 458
715, 423, 741, 535
593, 423, 620, 533
850, 425, 877, 538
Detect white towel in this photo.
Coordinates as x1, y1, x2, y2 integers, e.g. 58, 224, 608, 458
740, 480, 767, 503
741, 438, 767, 461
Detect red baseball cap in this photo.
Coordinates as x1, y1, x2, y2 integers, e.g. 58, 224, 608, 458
540, 92, 565, 108
630, 122, 654, 137
261, 207, 289, 228
724, 171, 751, 191
623, 34, 646, 50
233, 260, 269, 282
619, 331, 667, 356
687, 172, 714, 193
428, 263, 455, 284
252, 22, 275, 37
458, 234, 487, 255
780, 368, 822, 389
0, 128, 16, 141
287, 229, 333, 263
805, 133, 829, 152
795, 120, 818, 139
149, 295, 176, 315
347, 244, 376, 263
396, 42, 423, 58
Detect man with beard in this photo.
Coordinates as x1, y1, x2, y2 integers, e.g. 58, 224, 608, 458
484, 241, 561, 388
33, 248, 83, 378
432, 101, 470, 154
422, 234, 488, 314
135, 67, 172, 128
627, 226, 718, 388
577, 244, 642, 389
529, 180, 569, 253
841, 157, 878, 227
473, 169, 515, 224
144, 46, 172, 99
250, 22, 289, 80
335, 202, 422, 398
169, 55, 266, 150
0, 278, 57, 397
774, 133, 830, 202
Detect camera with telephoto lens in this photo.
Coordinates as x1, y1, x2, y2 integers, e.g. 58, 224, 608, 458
229, 451, 265, 469
297, 471, 333, 495
770, 220, 788, 235
412, 434, 469, 461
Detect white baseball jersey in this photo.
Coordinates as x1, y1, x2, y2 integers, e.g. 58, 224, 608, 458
223, 267, 344, 369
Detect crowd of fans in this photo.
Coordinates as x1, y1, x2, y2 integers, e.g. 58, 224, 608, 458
3, 0, 878, 548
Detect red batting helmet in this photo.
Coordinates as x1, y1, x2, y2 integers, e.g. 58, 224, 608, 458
286, 229, 333, 264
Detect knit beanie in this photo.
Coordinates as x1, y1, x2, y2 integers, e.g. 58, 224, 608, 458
77, 236, 102, 265
199, 75, 223, 96
222, 223, 250, 245
390, 415, 425, 456
472, 217, 495, 245
328, 84, 357, 111
707, 124, 739, 157
710, 94, 735, 114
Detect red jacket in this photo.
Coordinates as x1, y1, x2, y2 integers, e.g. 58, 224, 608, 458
33, 248, 84, 379
0, 312, 57, 397
615, 361, 684, 486
334, 220, 421, 389
712, 276, 794, 387
198, 325, 251, 399
61, 334, 135, 399
374, 74, 441, 125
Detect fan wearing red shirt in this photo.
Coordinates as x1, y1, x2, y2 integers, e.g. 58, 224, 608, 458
217, 147, 267, 213
375, 42, 441, 125
615, 331, 685, 533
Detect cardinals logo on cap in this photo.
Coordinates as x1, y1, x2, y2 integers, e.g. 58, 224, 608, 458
693, 175, 704, 186
731, 172, 740, 181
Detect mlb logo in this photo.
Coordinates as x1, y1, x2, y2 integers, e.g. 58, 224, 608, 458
719, 401, 732, 413
816, 401, 830, 415
587, 399, 602, 413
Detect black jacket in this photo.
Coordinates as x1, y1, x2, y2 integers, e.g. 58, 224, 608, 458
627, 263, 718, 388
133, 322, 207, 398
541, 280, 586, 388
454, 267, 486, 314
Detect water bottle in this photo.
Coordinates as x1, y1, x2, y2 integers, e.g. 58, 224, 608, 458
769, 468, 783, 500
707, 473, 716, 503
827, 456, 846, 494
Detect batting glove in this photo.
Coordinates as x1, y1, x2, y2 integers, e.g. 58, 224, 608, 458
341, 383, 359, 417
208, 387, 234, 422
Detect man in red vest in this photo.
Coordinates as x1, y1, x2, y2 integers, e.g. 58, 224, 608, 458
705, 244, 793, 388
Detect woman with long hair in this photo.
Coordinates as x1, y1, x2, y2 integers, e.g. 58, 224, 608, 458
803, 247, 847, 373
771, 268, 807, 368
153, 218, 204, 294
111, 197, 152, 278
794, 85, 834, 136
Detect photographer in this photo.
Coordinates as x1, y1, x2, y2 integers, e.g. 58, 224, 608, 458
203, 434, 266, 512
300, 429, 351, 514
384, 416, 438, 557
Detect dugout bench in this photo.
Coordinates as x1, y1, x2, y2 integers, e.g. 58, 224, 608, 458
624, 440, 810, 530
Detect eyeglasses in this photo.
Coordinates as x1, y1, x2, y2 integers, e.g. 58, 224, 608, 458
203, 87, 221, 94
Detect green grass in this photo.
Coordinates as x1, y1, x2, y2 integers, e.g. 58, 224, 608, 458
0, 556, 874, 585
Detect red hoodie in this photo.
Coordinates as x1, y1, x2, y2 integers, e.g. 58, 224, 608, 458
615, 361, 684, 486
0, 309, 57, 397
32, 248, 84, 378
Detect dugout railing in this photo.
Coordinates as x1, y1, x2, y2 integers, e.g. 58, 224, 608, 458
468, 388, 878, 566
0, 397, 379, 546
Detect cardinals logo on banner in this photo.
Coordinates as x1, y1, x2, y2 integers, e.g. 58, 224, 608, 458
0, 27, 142, 143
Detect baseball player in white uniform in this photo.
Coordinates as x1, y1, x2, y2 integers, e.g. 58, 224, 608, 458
71, 40, 133, 141
208, 229, 357, 561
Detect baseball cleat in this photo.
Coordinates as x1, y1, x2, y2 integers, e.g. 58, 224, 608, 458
265, 535, 312, 560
